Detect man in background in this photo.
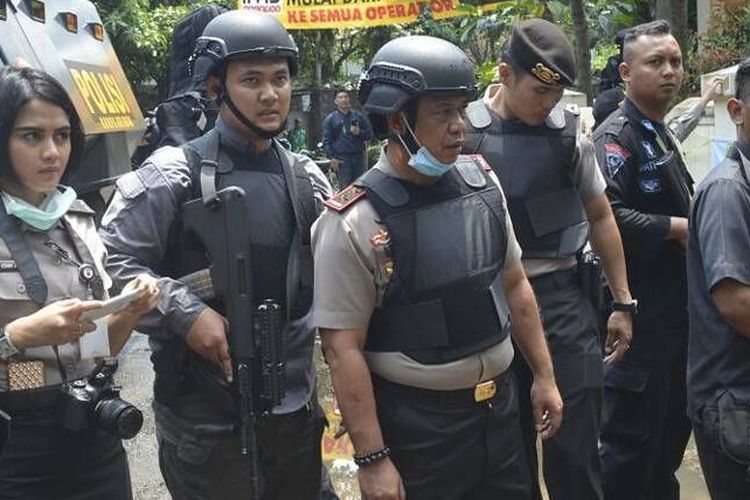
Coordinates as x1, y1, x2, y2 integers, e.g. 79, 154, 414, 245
322, 89, 373, 188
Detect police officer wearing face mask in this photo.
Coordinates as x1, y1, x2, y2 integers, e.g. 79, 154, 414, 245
463, 19, 634, 500
99, 11, 332, 500
313, 35, 563, 500
593, 20, 693, 500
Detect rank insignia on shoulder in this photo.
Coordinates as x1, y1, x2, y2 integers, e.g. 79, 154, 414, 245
323, 185, 366, 213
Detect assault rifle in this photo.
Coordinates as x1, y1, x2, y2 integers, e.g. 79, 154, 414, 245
182, 186, 285, 499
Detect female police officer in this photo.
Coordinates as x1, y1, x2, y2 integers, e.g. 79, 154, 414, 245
0, 66, 160, 499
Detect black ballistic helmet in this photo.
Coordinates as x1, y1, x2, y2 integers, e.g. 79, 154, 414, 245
359, 36, 477, 138
190, 11, 298, 82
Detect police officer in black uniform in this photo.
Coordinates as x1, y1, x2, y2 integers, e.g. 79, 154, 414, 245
593, 20, 693, 500
313, 35, 563, 500
99, 11, 332, 500
463, 19, 634, 500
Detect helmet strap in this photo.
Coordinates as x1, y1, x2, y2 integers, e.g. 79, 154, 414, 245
393, 112, 421, 155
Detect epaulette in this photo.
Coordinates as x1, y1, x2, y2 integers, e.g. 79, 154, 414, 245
66, 199, 95, 215
323, 185, 366, 213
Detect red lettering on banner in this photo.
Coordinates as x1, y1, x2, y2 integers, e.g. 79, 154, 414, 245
394, 4, 406, 16
287, 11, 299, 22
407, 2, 421, 16
365, 6, 376, 19
353, 9, 362, 20
377, 5, 387, 17
300, 10, 308, 21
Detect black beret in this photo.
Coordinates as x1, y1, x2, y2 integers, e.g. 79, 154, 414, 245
506, 19, 575, 86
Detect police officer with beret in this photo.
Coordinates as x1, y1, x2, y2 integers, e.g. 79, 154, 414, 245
464, 19, 634, 500
593, 20, 693, 500
313, 35, 563, 500
99, 11, 332, 499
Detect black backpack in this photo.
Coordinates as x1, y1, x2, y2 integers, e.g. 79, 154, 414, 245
132, 4, 229, 166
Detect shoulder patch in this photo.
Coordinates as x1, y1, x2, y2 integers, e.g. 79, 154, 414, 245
323, 185, 366, 213
603, 143, 631, 178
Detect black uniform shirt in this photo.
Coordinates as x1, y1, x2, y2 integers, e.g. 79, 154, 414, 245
687, 141, 750, 420
594, 97, 693, 289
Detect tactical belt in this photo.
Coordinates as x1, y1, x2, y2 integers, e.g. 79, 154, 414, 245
529, 267, 578, 294
371, 371, 509, 410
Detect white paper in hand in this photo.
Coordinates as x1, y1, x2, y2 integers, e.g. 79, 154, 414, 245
79, 288, 144, 322
79, 318, 110, 359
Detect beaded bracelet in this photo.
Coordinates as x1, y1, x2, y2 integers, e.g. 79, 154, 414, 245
353, 446, 391, 467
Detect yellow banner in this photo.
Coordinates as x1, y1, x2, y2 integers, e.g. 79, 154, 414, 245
238, 0, 463, 29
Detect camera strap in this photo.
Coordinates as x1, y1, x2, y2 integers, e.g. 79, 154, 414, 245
52, 345, 68, 383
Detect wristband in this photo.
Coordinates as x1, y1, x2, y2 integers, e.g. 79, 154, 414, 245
353, 446, 391, 467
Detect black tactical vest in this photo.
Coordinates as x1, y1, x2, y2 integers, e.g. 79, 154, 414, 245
356, 157, 512, 364
164, 128, 317, 320
465, 101, 588, 259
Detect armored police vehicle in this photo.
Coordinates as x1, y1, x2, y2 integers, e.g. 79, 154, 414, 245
0, 0, 146, 209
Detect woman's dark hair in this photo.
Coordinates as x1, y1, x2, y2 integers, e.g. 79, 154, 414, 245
0, 66, 85, 181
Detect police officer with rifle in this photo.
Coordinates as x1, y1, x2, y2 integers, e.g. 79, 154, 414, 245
99, 11, 332, 500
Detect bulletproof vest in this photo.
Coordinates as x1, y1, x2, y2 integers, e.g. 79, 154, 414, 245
465, 101, 589, 259
164, 128, 317, 320
356, 158, 512, 364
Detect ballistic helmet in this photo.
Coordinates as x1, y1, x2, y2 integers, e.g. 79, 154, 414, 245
190, 11, 298, 82
359, 36, 477, 137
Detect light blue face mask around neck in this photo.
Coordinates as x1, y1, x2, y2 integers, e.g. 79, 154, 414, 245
398, 115, 454, 178
407, 146, 455, 177
2, 186, 77, 231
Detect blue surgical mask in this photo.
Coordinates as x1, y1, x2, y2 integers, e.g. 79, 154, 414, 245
398, 114, 454, 178
2, 186, 77, 231
408, 147, 454, 177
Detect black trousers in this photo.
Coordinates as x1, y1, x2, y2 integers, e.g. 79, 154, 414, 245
693, 405, 750, 500
517, 270, 604, 500
373, 371, 532, 500
0, 396, 132, 500
600, 336, 691, 500
157, 400, 325, 500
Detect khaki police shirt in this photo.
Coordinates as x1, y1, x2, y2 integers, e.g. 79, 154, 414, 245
0, 200, 111, 390
312, 151, 522, 390
483, 84, 607, 278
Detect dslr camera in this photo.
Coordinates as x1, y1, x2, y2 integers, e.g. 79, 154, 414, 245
58, 358, 143, 440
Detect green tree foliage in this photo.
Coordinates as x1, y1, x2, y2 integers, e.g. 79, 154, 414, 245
684, 4, 750, 95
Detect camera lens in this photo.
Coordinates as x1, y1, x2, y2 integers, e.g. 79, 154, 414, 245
95, 398, 144, 440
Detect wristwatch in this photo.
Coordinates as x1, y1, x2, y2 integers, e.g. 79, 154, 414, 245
612, 299, 639, 316
0, 326, 21, 360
